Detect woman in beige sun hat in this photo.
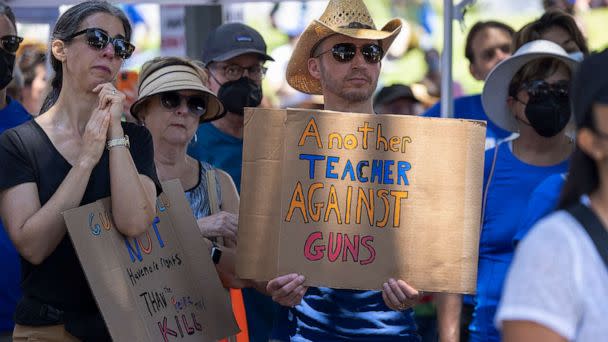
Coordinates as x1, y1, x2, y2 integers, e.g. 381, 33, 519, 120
131, 56, 245, 287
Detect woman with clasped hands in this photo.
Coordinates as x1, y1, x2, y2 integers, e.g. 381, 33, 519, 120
129, 56, 241, 285
0, 1, 159, 341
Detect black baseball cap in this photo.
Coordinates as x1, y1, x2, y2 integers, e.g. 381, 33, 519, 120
202, 23, 274, 66
374, 84, 419, 107
571, 49, 608, 126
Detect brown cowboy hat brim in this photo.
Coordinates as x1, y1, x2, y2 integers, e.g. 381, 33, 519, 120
286, 18, 402, 95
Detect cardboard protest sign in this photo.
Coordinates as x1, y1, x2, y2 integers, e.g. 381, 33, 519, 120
63, 180, 239, 342
238, 108, 486, 294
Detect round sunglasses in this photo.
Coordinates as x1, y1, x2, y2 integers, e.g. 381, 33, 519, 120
159, 91, 207, 117
314, 43, 384, 64
65, 28, 135, 59
0, 35, 23, 54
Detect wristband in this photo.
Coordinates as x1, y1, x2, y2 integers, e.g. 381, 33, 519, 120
107, 135, 130, 150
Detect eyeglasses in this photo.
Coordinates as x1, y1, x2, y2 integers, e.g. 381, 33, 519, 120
0, 35, 23, 53
314, 43, 384, 64
521, 80, 570, 97
65, 28, 135, 59
159, 91, 207, 117
213, 64, 267, 82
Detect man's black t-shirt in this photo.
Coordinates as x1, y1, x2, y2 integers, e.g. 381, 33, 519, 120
0, 120, 161, 327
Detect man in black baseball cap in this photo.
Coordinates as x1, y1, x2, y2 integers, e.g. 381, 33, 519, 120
187, 22, 275, 342
189, 22, 274, 188
202, 22, 274, 66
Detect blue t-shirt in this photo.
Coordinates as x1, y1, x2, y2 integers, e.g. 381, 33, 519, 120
0, 97, 31, 332
423, 94, 511, 148
470, 142, 569, 342
272, 287, 419, 342
512, 173, 566, 247
188, 123, 244, 191
187, 122, 276, 342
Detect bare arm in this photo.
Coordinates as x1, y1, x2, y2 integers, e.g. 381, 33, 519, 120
1, 164, 96, 265
435, 292, 461, 342
502, 321, 567, 342
0, 106, 111, 265
99, 84, 157, 237
108, 139, 157, 236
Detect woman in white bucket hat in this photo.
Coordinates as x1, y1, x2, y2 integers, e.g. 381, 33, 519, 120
470, 39, 580, 342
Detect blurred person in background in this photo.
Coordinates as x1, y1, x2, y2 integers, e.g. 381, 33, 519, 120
497, 48, 608, 342
418, 48, 464, 98
18, 48, 47, 115
5, 62, 23, 102
374, 83, 434, 115
543, 0, 576, 14
115, 69, 139, 122
0, 2, 30, 341
514, 9, 588, 57
187, 22, 277, 342
424, 21, 515, 149
266, 1, 324, 109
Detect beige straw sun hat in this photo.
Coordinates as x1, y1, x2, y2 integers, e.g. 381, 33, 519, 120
286, 0, 402, 95
131, 64, 224, 123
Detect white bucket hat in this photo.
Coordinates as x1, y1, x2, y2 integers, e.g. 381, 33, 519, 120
482, 39, 579, 133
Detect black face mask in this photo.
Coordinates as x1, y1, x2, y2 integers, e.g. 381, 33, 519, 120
0, 48, 15, 90
524, 91, 571, 138
217, 77, 263, 116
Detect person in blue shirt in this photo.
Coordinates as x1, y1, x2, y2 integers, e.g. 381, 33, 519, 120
187, 22, 277, 342
0, 3, 30, 341
424, 21, 514, 149
468, 11, 590, 341
512, 172, 567, 247
470, 40, 578, 342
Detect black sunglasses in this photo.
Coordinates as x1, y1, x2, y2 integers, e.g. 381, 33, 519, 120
522, 80, 570, 97
315, 43, 384, 64
65, 28, 135, 59
159, 91, 207, 117
0, 35, 23, 54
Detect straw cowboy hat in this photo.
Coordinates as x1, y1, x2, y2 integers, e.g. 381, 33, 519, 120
286, 0, 402, 95
131, 64, 224, 123
482, 39, 579, 132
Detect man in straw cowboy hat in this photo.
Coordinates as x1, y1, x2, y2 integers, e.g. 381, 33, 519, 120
265, 0, 459, 341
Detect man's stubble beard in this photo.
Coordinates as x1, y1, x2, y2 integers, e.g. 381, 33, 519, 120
319, 61, 377, 104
